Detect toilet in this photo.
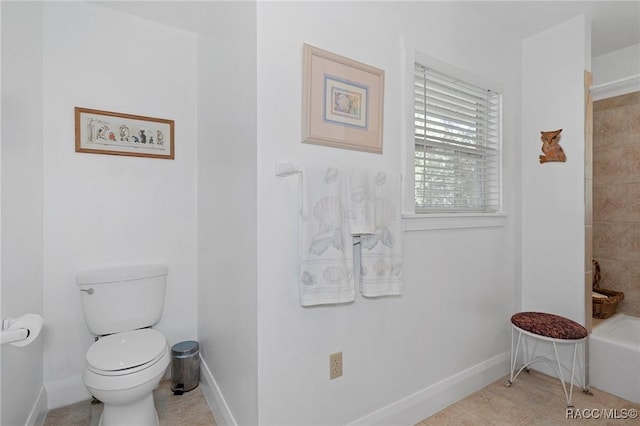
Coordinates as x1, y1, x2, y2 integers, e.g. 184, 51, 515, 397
76, 264, 170, 426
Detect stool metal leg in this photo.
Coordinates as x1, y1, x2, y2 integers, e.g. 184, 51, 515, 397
508, 327, 526, 385
552, 341, 572, 406
507, 328, 533, 386
507, 325, 587, 407
508, 326, 521, 384
552, 339, 585, 406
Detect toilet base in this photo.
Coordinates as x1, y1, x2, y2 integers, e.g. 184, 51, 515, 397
98, 393, 158, 426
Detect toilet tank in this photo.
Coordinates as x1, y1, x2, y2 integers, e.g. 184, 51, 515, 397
76, 264, 168, 336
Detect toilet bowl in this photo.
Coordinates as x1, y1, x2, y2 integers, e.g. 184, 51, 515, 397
83, 329, 170, 426
76, 265, 170, 426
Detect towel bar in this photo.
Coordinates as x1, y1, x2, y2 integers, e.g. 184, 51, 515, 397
275, 163, 301, 177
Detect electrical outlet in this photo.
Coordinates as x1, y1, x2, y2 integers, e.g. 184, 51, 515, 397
329, 352, 343, 380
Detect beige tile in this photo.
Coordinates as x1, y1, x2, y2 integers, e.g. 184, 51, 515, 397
489, 375, 556, 408
592, 92, 640, 320
159, 393, 216, 425
156, 380, 216, 426
45, 373, 639, 426
619, 299, 640, 316
593, 104, 640, 148
44, 399, 93, 426
420, 373, 640, 425
44, 380, 216, 426
89, 403, 102, 426
593, 183, 640, 223
527, 405, 583, 425
453, 387, 533, 425
593, 145, 640, 185
594, 92, 640, 111
594, 223, 640, 262
417, 404, 493, 426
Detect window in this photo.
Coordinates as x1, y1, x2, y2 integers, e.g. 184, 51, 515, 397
414, 62, 501, 213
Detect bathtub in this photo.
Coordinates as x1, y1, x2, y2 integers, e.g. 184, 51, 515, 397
590, 314, 640, 403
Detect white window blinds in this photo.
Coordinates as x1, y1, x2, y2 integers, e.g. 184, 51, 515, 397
414, 63, 501, 213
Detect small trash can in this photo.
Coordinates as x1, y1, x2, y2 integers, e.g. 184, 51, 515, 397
171, 340, 199, 395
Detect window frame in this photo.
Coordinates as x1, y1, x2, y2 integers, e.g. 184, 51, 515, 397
402, 50, 506, 230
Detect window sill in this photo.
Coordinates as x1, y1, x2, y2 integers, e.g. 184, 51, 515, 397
402, 213, 508, 231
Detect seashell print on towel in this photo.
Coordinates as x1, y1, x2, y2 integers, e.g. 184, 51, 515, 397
300, 271, 317, 286
309, 195, 346, 255
361, 260, 403, 279
300, 265, 353, 290
322, 265, 352, 285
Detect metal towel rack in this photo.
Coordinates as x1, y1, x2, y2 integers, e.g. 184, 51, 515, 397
275, 162, 301, 177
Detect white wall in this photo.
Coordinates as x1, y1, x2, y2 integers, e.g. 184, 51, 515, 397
591, 43, 640, 100
592, 43, 640, 85
1, 2, 47, 424
255, 2, 521, 424
40, 2, 199, 408
197, 2, 258, 425
0, 2, 599, 424
521, 16, 589, 323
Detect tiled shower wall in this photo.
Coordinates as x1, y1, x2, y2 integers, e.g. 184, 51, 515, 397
593, 91, 640, 317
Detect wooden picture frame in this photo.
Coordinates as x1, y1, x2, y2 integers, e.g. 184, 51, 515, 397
302, 44, 384, 154
75, 107, 174, 159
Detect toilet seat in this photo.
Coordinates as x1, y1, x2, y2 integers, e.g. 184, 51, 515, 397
87, 329, 167, 376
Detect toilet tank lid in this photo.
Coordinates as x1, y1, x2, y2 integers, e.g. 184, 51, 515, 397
76, 264, 168, 285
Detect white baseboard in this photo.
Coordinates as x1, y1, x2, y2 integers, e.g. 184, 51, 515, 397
197, 352, 508, 426
348, 351, 510, 426
199, 355, 237, 426
45, 374, 91, 410
25, 386, 48, 426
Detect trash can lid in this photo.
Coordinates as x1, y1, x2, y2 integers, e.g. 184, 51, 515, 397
172, 340, 199, 355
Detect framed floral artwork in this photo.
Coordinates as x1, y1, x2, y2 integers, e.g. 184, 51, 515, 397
75, 107, 174, 159
302, 44, 384, 154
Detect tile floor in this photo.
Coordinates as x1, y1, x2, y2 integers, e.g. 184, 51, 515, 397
44, 380, 217, 426
45, 371, 639, 425
418, 370, 640, 426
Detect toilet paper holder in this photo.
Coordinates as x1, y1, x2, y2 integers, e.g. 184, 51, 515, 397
1, 314, 44, 347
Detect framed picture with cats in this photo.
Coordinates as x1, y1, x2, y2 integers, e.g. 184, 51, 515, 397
302, 44, 384, 154
75, 107, 174, 159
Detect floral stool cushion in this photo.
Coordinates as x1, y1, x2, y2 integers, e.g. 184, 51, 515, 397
511, 312, 588, 340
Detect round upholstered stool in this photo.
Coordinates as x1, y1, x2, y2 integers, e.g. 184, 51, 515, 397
507, 312, 589, 407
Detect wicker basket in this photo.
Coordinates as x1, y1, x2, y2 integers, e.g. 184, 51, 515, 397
592, 288, 625, 319
591, 260, 625, 319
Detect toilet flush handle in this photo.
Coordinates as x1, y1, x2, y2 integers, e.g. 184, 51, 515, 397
80, 288, 94, 295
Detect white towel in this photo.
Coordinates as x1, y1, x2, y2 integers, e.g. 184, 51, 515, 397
358, 171, 403, 297
298, 168, 403, 306
347, 168, 376, 235
299, 167, 355, 306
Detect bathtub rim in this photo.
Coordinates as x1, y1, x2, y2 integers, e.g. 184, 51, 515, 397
591, 313, 640, 352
